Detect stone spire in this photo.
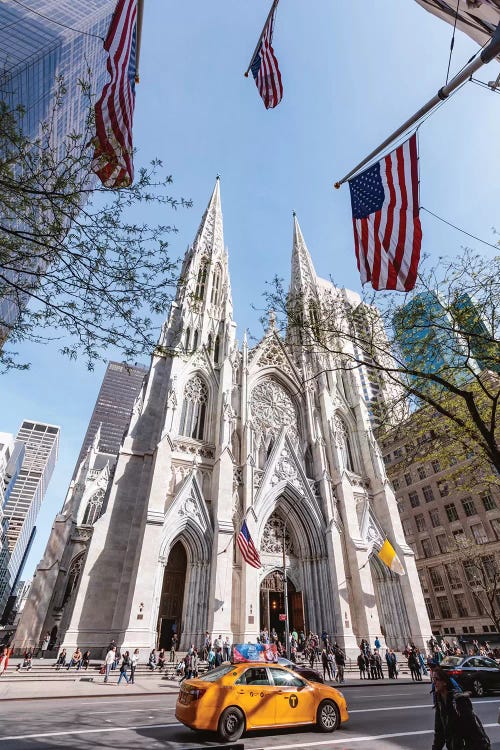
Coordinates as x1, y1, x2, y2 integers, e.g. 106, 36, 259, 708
290, 214, 317, 296
192, 175, 224, 259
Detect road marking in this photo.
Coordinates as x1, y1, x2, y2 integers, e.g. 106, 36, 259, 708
262, 723, 500, 749
79, 698, 163, 705
87, 707, 172, 715
354, 692, 422, 698
349, 698, 500, 713
0, 722, 182, 742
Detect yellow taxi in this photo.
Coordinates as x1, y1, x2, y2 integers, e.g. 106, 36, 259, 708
175, 661, 348, 742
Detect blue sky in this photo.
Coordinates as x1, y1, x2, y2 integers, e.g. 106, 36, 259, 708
1, 0, 499, 583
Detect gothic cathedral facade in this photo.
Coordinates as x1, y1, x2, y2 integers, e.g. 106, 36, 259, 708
15, 180, 431, 656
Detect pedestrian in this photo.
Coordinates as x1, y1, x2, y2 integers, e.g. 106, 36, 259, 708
40, 632, 50, 658
187, 648, 199, 679
81, 650, 91, 670
432, 667, 491, 750
334, 644, 345, 683
157, 649, 166, 671
207, 647, 215, 670
176, 659, 185, 682
0, 646, 10, 677
17, 648, 33, 671
148, 649, 156, 671
67, 647, 82, 670
373, 649, 383, 679
55, 648, 67, 670
321, 649, 332, 681
386, 648, 397, 679
374, 635, 381, 650
223, 636, 231, 662
215, 648, 223, 668
408, 649, 420, 681
170, 633, 177, 662
369, 652, 378, 680
130, 648, 139, 684
203, 632, 211, 661
104, 645, 116, 683
357, 652, 366, 679
117, 650, 131, 685
327, 650, 337, 681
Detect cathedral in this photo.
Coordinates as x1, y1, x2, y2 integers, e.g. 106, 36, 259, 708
15, 180, 431, 656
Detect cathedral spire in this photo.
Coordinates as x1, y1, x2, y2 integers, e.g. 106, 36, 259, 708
191, 175, 224, 259
290, 214, 317, 296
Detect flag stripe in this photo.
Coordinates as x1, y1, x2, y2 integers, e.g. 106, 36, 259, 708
348, 134, 422, 292
237, 521, 261, 569
92, 0, 137, 188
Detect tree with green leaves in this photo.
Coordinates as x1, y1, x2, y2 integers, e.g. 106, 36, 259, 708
0, 88, 191, 372
266, 249, 500, 477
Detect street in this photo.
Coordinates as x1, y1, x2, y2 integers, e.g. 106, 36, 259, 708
1, 683, 500, 749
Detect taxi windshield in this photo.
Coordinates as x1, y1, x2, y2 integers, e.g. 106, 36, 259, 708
198, 664, 235, 682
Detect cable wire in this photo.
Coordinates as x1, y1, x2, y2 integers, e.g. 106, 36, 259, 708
11, 0, 105, 41
445, 0, 460, 85
421, 206, 499, 251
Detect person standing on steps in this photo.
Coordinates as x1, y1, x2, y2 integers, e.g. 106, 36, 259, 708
170, 633, 177, 662
130, 649, 139, 684
104, 645, 116, 683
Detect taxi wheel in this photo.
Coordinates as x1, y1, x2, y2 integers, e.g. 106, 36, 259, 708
217, 706, 245, 742
316, 699, 340, 733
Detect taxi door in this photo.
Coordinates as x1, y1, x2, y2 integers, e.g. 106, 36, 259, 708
233, 666, 278, 729
269, 667, 317, 726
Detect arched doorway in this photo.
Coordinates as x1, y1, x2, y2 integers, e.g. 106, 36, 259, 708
157, 541, 187, 650
260, 570, 305, 640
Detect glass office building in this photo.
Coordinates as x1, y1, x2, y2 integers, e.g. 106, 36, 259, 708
0, 1, 116, 337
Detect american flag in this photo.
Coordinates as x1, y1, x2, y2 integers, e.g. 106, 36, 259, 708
250, 3, 283, 109
348, 134, 422, 292
237, 520, 261, 568
92, 0, 137, 188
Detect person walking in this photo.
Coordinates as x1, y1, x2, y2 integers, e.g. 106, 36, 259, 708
148, 649, 156, 671
0, 646, 10, 677
432, 667, 491, 750
104, 645, 116, 683
170, 634, 177, 662
357, 652, 367, 679
130, 648, 139, 684
321, 649, 332, 681
334, 644, 345, 683
117, 651, 131, 685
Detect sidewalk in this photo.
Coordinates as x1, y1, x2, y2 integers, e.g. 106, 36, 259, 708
0, 672, 430, 702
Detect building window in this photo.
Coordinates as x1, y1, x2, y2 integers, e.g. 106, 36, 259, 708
423, 485, 435, 503
436, 534, 448, 554
481, 492, 497, 511
445, 563, 462, 590
417, 466, 427, 480
415, 514, 426, 532
462, 497, 477, 517
463, 561, 480, 587
82, 490, 105, 526
402, 518, 413, 536
470, 523, 488, 544
418, 569, 429, 592
404, 473, 412, 487
453, 529, 467, 547
195, 261, 208, 301
425, 598, 435, 619
482, 555, 497, 584
179, 376, 208, 440
334, 414, 356, 472
490, 518, 500, 540
393, 478, 400, 491
445, 503, 459, 522
437, 596, 452, 619
431, 460, 441, 473
454, 594, 468, 617
429, 567, 445, 591
421, 538, 433, 558
210, 265, 221, 305
438, 482, 450, 497
409, 491, 420, 508
430, 509, 441, 528
398, 500, 406, 514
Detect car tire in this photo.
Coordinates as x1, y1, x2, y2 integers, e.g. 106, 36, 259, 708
472, 679, 485, 697
316, 699, 340, 732
217, 706, 245, 742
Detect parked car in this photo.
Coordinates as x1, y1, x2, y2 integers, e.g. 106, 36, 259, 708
277, 656, 324, 684
440, 655, 500, 696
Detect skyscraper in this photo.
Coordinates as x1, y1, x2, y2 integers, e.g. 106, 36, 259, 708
72, 361, 147, 477
0, 1, 117, 337
0, 421, 59, 614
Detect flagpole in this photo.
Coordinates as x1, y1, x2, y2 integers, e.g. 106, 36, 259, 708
244, 0, 279, 77
334, 21, 500, 188
135, 0, 144, 83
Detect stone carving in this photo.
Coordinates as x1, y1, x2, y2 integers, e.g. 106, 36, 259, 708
255, 338, 295, 380
172, 439, 214, 460
185, 375, 208, 404
233, 467, 243, 489
270, 447, 302, 491
71, 527, 93, 543
179, 495, 202, 523
250, 378, 299, 443
261, 512, 294, 555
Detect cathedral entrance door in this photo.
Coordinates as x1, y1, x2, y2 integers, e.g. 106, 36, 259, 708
260, 570, 304, 641
157, 541, 187, 650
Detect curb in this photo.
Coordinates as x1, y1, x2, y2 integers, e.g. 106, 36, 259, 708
0, 689, 179, 702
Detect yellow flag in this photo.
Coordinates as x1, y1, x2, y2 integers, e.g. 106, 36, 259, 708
378, 538, 405, 576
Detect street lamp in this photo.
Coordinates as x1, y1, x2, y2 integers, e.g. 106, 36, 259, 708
282, 521, 290, 659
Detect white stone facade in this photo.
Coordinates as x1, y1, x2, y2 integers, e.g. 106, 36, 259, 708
15, 180, 431, 657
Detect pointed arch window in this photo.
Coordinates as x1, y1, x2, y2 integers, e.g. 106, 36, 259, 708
82, 490, 105, 526
195, 261, 208, 301
179, 375, 208, 440
214, 334, 221, 364
62, 554, 85, 607
185, 327, 191, 351
192, 329, 199, 350
309, 300, 322, 342
210, 265, 222, 305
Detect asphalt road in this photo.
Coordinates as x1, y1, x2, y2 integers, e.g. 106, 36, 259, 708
0, 683, 499, 749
